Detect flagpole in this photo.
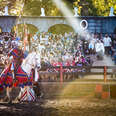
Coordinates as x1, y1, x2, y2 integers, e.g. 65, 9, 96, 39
23, 23, 27, 52
16, 0, 25, 51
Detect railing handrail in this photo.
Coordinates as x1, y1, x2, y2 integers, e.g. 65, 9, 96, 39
39, 66, 116, 69
0, 65, 116, 69
0, 65, 115, 83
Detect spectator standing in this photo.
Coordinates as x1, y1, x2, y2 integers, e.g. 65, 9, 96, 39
88, 40, 95, 55
95, 40, 104, 60
103, 34, 112, 55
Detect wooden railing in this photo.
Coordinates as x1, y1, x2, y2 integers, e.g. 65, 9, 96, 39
39, 66, 115, 83
0, 65, 115, 83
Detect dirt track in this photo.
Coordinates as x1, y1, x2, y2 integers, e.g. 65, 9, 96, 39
0, 98, 116, 116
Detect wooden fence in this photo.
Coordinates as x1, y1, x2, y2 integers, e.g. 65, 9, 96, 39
38, 66, 116, 83
0, 65, 115, 83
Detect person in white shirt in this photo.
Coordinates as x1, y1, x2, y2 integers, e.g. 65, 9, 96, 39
95, 40, 105, 60
103, 34, 112, 55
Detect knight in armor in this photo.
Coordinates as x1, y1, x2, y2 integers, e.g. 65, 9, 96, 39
0, 46, 24, 87
8, 47, 24, 78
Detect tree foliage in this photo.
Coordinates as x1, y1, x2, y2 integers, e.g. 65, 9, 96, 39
0, 0, 24, 15
73, 0, 116, 16
23, 0, 116, 16
0, 0, 116, 16
23, 0, 63, 16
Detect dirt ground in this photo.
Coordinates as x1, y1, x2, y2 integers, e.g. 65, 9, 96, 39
0, 98, 116, 116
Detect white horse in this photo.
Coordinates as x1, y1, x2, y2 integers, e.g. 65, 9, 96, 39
3, 51, 41, 103
22, 51, 41, 80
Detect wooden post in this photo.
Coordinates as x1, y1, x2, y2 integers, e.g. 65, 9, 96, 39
60, 65, 63, 84
104, 66, 107, 82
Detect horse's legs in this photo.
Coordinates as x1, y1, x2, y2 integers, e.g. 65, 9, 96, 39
6, 87, 12, 103
15, 87, 25, 102
13, 87, 25, 103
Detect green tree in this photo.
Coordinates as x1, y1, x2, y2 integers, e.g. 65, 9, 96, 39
73, 0, 116, 16
0, 0, 116, 16
0, 0, 25, 15
92, 0, 116, 16
23, 0, 63, 16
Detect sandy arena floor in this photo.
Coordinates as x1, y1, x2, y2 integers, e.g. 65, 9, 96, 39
0, 98, 116, 116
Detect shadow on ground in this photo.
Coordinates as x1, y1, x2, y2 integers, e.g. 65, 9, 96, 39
0, 98, 116, 116
0, 101, 58, 116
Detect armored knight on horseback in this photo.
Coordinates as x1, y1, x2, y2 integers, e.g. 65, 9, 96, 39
0, 45, 24, 86
0, 32, 42, 102
0, 46, 25, 103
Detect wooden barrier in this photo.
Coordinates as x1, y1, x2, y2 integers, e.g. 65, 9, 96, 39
0, 66, 116, 82
60, 65, 63, 84
104, 66, 107, 82
41, 66, 115, 82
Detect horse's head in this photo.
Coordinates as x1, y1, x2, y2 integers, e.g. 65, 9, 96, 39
22, 51, 41, 73
34, 51, 41, 69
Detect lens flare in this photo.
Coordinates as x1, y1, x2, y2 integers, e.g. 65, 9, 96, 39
52, 0, 90, 38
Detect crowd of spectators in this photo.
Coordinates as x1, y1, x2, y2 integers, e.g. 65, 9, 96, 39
30, 32, 102, 72
30, 32, 116, 69
0, 31, 116, 71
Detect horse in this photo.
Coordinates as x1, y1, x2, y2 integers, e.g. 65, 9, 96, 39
0, 50, 41, 103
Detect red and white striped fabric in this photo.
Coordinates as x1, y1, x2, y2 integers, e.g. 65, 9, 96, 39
20, 87, 36, 102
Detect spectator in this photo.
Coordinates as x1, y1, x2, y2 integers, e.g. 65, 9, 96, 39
103, 34, 112, 55
95, 40, 104, 60
88, 40, 95, 55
